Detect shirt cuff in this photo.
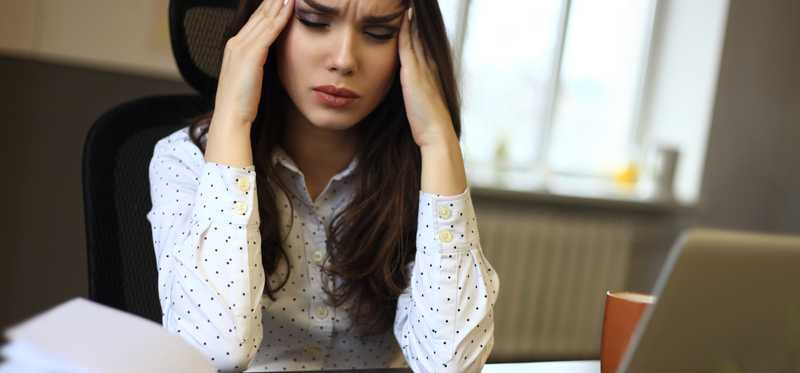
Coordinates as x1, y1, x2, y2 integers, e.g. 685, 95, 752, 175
193, 161, 258, 227
417, 186, 480, 254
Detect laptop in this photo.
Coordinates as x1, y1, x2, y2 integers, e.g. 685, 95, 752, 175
618, 228, 800, 373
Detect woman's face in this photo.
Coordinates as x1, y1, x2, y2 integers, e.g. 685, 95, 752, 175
275, 0, 407, 131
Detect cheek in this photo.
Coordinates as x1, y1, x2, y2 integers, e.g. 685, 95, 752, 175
364, 46, 400, 96
276, 25, 312, 92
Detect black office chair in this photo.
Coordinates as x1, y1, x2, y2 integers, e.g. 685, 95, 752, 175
81, 0, 239, 322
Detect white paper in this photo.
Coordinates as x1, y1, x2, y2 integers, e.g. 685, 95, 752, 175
0, 339, 89, 373
1, 297, 216, 373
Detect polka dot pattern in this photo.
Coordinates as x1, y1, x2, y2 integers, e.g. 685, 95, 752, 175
146, 127, 500, 372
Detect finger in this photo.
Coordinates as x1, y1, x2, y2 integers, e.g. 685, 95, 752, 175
407, 11, 443, 96
263, 0, 286, 19
398, 7, 416, 67
241, 0, 284, 41
237, 0, 273, 37
411, 9, 440, 83
244, 0, 294, 46
277, 0, 294, 22
409, 7, 427, 67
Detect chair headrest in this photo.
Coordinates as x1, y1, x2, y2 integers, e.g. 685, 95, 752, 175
169, 0, 239, 104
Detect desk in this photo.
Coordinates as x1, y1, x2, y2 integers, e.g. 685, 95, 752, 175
483, 360, 600, 372
275, 360, 600, 373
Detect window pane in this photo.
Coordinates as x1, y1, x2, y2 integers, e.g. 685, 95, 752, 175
547, 0, 655, 175
460, 0, 566, 168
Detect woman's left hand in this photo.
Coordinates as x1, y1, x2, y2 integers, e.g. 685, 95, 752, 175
398, 6, 456, 150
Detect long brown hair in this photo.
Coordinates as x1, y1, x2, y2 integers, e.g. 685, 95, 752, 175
186, 0, 461, 336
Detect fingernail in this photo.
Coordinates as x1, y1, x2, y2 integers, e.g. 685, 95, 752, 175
283, 0, 288, 6
408, 7, 413, 21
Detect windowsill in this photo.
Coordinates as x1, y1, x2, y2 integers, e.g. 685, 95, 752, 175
466, 165, 694, 214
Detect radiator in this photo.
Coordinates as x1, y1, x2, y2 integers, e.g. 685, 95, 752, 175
478, 208, 634, 361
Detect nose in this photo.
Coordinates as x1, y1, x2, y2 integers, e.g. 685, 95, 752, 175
328, 29, 357, 76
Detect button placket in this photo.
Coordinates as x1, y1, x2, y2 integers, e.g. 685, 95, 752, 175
303, 203, 333, 333
307, 205, 328, 268
312, 249, 326, 264
310, 302, 333, 334
315, 306, 329, 318
304, 344, 322, 357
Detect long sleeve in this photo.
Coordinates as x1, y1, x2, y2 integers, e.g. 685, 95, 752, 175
145, 136, 265, 372
394, 187, 500, 373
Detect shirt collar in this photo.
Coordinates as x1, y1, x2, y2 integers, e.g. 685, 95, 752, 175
271, 145, 360, 182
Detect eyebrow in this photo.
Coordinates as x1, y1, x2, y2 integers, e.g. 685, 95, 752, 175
302, 0, 406, 24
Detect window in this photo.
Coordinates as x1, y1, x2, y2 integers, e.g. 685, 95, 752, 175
439, 0, 663, 196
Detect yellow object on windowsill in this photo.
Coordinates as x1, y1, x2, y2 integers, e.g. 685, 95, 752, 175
613, 162, 639, 189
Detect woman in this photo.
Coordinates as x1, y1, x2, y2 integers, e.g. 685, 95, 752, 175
146, 0, 499, 371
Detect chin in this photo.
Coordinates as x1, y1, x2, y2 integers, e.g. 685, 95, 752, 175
303, 108, 365, 131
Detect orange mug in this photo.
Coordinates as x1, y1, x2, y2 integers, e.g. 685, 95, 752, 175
600, 291, 655, 373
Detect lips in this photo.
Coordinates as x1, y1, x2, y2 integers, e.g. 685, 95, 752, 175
312, 85, 360, 98
311, 85, 360, 109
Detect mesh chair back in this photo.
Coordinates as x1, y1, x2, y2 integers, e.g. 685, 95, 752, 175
82, 0, 236, 321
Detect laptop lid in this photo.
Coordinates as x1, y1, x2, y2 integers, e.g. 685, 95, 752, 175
618, 228, 800, 373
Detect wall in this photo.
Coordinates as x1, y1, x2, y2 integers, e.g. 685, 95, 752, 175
694, 0, 800, 233
0, 0, 178, 79
0, 55, 192, 334
640, 0, 730, 205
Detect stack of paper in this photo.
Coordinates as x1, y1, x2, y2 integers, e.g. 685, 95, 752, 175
0, 297, 216, 373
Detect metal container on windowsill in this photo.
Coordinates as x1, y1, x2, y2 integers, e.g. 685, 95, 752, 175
653, 146, 679, 202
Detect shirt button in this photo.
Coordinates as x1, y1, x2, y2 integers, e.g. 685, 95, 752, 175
437, 206, 452, 219
236, 178, 249, 192
438, 229, 453, 243
312, 250, 326, 264
233, 201, 247, 215
315, 307, 329, 318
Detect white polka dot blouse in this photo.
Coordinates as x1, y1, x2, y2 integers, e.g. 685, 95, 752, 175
145, 127, 500, 372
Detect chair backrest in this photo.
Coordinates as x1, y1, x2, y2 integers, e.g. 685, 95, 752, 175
81, 0, 236, 321
170, 0, 238, 103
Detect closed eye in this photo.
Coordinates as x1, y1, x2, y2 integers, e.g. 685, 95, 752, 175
296, 17, 398, 42
297, 17, 328, 28
365, 27, 398, 41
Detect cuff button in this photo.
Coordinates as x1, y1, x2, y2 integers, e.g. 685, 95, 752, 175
437, 206, 452, 219
438, 229, 453, 243
233, 201, 247, 214
236, 178, 250, 192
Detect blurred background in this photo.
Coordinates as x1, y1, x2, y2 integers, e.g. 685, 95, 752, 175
1, 0, 798, 363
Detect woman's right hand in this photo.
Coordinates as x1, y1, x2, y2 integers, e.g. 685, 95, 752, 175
213, 0, 294, 127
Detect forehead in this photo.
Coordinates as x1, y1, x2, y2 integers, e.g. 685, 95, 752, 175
304, 0, 406, 15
